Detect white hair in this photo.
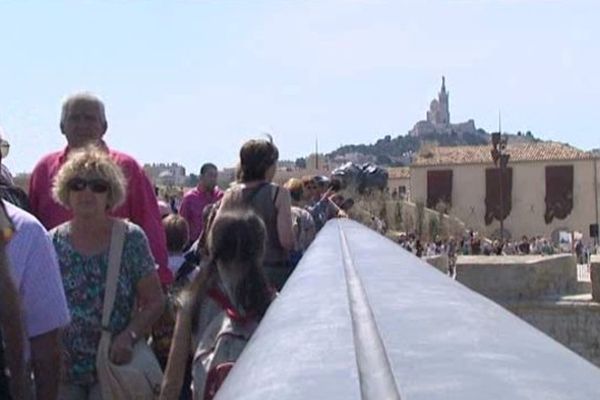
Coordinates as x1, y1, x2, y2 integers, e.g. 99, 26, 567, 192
60, 92, 107, 126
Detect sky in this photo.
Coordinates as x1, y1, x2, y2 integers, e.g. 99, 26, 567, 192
0, 1, 599, 175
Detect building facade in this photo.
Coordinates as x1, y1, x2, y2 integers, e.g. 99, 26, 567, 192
410, 142, 599, 241
144, 163, 187, 186
387, 167, 410, 198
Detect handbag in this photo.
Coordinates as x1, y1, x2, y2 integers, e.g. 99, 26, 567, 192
95, 219, 163, 399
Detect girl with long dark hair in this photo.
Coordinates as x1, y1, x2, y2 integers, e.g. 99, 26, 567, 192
160, 209, 274, 400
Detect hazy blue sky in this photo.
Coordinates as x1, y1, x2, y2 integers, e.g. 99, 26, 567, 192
1, 1, 598, 174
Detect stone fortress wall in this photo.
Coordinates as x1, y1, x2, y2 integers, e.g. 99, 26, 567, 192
423, 254, 600, 367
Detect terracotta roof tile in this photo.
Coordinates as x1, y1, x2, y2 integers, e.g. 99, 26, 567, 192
412, 142, 593, 167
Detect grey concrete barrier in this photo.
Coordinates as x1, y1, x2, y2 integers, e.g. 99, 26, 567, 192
216, 219, 600, 400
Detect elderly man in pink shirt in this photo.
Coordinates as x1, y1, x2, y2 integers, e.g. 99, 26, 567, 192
179, 162, 224, 244
28, 92, 172, 284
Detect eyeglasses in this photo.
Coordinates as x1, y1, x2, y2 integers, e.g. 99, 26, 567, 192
67, 178, 110, 193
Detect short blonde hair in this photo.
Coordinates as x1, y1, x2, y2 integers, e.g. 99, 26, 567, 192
284, 178, 304, 202
52, 146, 127, 210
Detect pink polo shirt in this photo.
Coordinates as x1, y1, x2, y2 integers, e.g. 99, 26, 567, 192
179, 186, 224, 243
28, 145, 173, 285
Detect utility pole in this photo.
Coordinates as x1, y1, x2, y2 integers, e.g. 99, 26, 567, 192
315, 136, 319, 170
594, 156, 599, 249
491, 112, 510, 242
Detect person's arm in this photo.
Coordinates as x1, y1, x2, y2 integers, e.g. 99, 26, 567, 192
19, 219, 70, 400
159, 307, 192, 400
30, 329, 61, 399
127, 163, 173, 285
326, 198, 347, 219
275, 187, 294, 251
0, 246, 27, 400
109, 272, 165, 365
178, 196, 199, 244
178, 196, 192, 225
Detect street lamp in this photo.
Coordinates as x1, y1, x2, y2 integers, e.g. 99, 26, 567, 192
491, 132, 510, 241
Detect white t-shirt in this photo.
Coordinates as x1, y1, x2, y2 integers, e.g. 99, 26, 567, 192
168, 253, 186, 276
4, 200, 70, 356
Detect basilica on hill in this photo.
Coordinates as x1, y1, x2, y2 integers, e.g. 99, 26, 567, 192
409, 76, 479, 137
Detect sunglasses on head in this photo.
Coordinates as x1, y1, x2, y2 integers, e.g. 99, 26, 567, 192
67, 177, 110, 193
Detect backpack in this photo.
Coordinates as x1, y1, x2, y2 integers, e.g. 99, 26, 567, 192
192, 289, 259, 400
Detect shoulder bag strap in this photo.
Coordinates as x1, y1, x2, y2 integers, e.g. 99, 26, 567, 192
101, 219, 127, 329
96, 219, 129, 400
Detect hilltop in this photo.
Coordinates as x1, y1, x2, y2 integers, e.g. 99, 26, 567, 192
325, 77, 541, 167
327, 129, 540, 167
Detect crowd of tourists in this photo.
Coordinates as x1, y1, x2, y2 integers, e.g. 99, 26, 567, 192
399, 232, 562, 257
398, 229, 593, 276
0, 92, 348, 399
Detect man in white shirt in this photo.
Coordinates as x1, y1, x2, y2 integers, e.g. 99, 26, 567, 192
4, 200, 70, 399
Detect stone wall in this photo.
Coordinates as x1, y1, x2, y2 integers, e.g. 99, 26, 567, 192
424, 254, 448, 274
590, 255, 600, 301
453, 254, 600, 368
506, 298, 600, 368
455, 254, 579, 301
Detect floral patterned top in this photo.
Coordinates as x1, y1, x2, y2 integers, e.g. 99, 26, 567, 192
51, 220, 156, 386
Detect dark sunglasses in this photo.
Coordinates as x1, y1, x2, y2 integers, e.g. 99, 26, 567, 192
67, 178, 110, 193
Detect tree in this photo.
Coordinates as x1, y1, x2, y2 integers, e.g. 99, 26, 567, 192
394, 201, 403, 231
415, 200, 425, 238
434, 201, 449, 238
376, 154, 391, 165
186, 173, 199, 187
379, 202, 388, 223
428, 214, 440, 241
295, 157, 307, 169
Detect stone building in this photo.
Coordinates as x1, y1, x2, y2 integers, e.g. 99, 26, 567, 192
387, 166, 410, 198
410, 142, 599, 241
144, 162, 187, 186
409, 77, 479, 138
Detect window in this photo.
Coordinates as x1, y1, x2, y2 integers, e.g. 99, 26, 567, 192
544, 165, 574, 223
484, 167, 513, 225
427, 170, 452, 209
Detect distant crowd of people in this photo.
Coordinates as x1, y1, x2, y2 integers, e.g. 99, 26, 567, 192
0, 92, 350, 399
398, 230, 593, 276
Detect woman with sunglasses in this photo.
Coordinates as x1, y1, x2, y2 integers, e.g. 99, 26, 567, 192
49, 146, 165, 399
